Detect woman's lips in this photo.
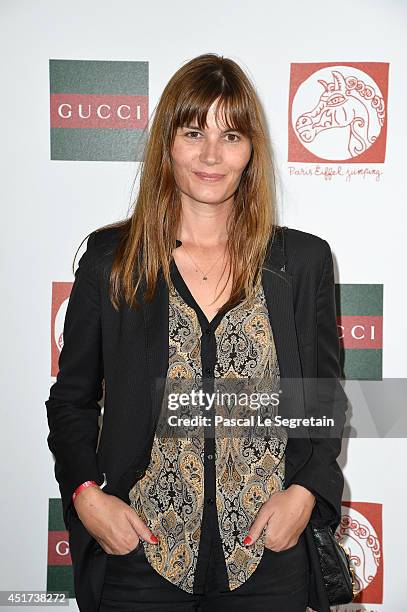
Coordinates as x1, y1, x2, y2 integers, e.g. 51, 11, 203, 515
194, 172, 225, 182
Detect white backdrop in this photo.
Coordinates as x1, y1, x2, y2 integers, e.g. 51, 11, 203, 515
1, 0, 406, 610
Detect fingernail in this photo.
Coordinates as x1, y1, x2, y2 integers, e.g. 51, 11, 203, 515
243, 535, 252, 545
151, 534, 159, 543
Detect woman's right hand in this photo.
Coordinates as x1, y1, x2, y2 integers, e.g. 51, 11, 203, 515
72, 486, 158, 555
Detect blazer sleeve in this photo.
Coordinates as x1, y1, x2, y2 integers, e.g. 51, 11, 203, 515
290, 239, 348, 531
45, 231, 104, 530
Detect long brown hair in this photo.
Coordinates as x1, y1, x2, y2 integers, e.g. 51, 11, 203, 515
82, 53, 280, 312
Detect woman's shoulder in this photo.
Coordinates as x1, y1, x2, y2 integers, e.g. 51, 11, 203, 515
279, 224, 329, 251
85, 221, 128, 262
275, 225, 332, 275
81, 221, 129, 279
91, 221, 128, 250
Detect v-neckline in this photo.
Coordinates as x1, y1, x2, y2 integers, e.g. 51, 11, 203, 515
170, 257, 224, 328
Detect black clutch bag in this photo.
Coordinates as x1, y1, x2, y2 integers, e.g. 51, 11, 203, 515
310, 524, 358, 605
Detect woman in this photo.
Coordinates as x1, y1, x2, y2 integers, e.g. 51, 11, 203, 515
46, 53, 348, 612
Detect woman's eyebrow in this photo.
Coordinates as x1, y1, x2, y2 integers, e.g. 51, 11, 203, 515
182, 124, 240, 133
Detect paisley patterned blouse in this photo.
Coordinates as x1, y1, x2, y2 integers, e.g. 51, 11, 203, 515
129, 248, 287, 593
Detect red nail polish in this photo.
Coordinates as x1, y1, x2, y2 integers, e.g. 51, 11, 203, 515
243, 535, 252, 545
151, 534, 159, 543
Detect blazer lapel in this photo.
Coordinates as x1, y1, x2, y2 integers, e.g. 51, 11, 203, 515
141, 268, 170, 429
262, 235, 312, 476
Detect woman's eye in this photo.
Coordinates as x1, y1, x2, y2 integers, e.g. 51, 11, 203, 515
185, 131, 201, 138
225, 133, 240, 142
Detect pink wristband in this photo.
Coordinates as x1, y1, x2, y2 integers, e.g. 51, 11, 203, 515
72, 480, 99, 502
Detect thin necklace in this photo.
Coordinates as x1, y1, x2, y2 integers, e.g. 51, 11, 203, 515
181, 242, 227, 281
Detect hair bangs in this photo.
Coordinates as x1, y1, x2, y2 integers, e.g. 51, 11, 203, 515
173, 83, 253, 139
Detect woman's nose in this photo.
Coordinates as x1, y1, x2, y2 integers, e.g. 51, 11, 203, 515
199, 139, 222, 165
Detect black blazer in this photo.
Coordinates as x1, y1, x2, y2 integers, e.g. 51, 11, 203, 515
46, 224, 348, 612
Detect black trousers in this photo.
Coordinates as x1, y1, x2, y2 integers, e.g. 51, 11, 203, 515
98, 527, 310, 612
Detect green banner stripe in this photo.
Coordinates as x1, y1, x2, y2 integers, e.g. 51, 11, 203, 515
46, 566, 74, 598
342, 348, 382, 380
50, 60, 148, 95
48, 499, 66, 531
335, 284, 383, 316
50, 128, 148, 161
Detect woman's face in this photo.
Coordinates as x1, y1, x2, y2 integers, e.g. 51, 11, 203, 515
171, 99, 252, 207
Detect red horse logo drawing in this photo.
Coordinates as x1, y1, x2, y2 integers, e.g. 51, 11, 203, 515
295, 70, 385, 159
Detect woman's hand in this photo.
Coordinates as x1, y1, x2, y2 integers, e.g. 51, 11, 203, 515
72, 486, 159, 555
243, 484, 316, 551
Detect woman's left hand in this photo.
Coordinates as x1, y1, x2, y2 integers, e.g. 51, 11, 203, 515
243, 484, 316, 551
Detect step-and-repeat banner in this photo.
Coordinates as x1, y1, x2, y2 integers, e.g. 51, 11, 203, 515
2, 0, 406, 610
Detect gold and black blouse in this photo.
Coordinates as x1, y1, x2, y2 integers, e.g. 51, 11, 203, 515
129, 245, 287, 593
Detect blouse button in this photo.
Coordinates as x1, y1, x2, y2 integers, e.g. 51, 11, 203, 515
205, 328, 211, 335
